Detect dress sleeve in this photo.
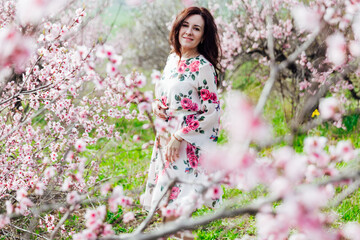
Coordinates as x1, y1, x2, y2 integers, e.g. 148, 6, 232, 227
176, 63, 220, 151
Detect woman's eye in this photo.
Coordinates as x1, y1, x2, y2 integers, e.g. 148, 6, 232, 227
194, 28, 200, 31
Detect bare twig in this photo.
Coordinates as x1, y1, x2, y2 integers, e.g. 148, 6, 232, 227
134, 178, 177, 234
9, 223, 49, 240
104, 196, 277, 240
329, 178, 360, 208
50, 207, 73, 240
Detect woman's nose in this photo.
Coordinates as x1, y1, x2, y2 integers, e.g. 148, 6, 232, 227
185, 27, 192, 35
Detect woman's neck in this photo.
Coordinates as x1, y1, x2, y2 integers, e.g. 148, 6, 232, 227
181, 49, 199, 59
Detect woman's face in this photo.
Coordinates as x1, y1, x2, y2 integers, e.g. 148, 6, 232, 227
178, 14, 205, 54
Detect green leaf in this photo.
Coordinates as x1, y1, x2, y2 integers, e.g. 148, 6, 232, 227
173, 165, 178, 170
188, 168, 193, 174
179, 93, 183, 97
177, 106, 182, 110
191, 74, 195, 80
188, 90, 193, 95
180, 75, 185, 81
175, 95, 181, 101
203, 79, 207, 85
200, 130, 205, 134
199, 116, 205, 121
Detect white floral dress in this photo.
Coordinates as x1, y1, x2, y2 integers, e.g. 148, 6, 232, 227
143, 53, 221, 212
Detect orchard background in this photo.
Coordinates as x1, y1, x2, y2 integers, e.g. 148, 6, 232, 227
1, 0, 360, 239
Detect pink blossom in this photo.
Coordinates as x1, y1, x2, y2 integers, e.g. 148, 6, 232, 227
75, 139, 87, 152
5, 201, 13, 215
182, 0, 194, 7
205, 185, 223, 200
270, 177, 291, 197
106, 63, 118, 76
151, 69, 161, 83
133, 135, 140, 142
123, 212, 135, 223
181, 98, 193, 110
67, 191, 80, 205
16, 0, 64, 25
334, 140, 356, 162
223, 92, 271, 145
44, 166, 56, 179
138, 102, 151, 114
342, 222, 360, 239
0, 215, 10, 229
189, 60, 200, 72
0, 27, 34, 72
304, 136, 327, 154
291, 5, 321, 32
100, 183, 111, 196
135, 73, 147, 88
73, 229, 97, 240
35, 182, 46, 195
160, 205, 179, 218
349, 41, 360, 57
352, 13, 360, 40
16, 188, 28, 201
256, 210, 290, 240
299, 80, 311, 91
326, 33, 347, 66
102, 223, 115, 236
108, 185, 125, 212
319, 97, 343, 120
126, 0, 143, 7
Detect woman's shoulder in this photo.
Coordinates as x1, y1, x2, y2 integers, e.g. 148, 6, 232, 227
197, 55, 215, 72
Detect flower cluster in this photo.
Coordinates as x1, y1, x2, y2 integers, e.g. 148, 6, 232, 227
73, 206, 114, 240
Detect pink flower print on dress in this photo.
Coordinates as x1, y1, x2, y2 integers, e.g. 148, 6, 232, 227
210, 92, 217, 102
190, 102, 198, 111
189, 154, 199, 168
161, 96, 168, 108
188, 120, 200, 130
181, 98, 192, 110
186, 115, 195, 125
186, 143, 195, 155
182, 127, 191, 134
189, 60, 200, 72
177, 61, 187, 74
200, 89, 211, 101
169, 187, 180, 199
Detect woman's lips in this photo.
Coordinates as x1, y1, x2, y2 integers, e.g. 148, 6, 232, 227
183, 37, 193, 41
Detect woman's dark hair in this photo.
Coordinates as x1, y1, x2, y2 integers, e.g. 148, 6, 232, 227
169, 7, 222, 84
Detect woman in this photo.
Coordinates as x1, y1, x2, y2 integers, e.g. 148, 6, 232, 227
143, 6, 222, 220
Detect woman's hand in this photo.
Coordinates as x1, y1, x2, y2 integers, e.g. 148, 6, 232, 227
152, 100, 168, 119
165, 133, 183, 162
